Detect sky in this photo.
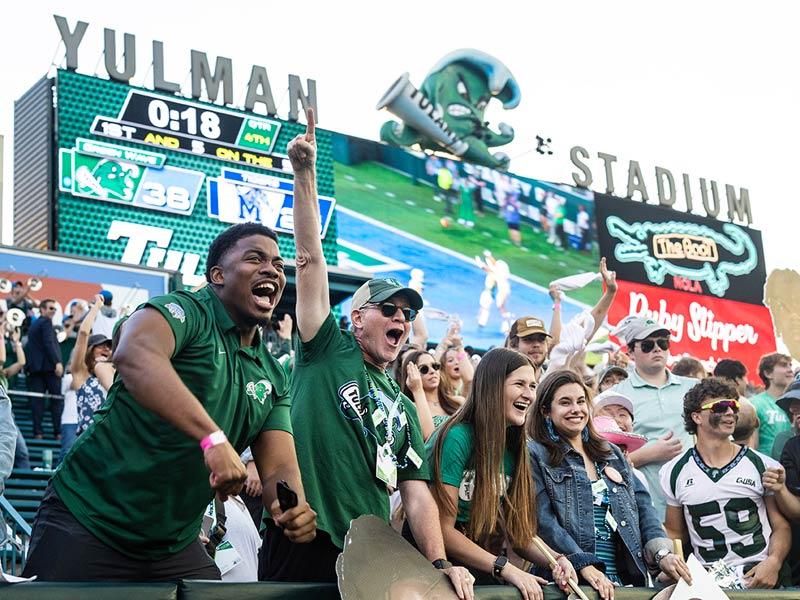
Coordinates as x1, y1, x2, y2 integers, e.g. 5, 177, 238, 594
0, 1, 798, 273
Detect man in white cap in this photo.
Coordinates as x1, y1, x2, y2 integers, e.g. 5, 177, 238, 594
609, 316, 699, 521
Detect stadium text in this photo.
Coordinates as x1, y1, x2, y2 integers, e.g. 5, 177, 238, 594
54, 15, 317, 122
569, 146, 752, 225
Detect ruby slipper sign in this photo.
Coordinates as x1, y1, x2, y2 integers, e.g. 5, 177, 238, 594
609, 279, 776, 382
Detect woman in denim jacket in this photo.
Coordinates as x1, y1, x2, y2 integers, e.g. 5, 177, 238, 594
527, 370, 690, 598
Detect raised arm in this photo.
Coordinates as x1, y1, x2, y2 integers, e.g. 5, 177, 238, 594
113, 307, 246, 498
588, 258, 618, 340
548, 284, 562, 350
70, 295, 104, 390
289, 108, 329, 342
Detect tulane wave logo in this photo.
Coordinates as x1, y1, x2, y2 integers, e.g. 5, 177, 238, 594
605, 216, 757, 297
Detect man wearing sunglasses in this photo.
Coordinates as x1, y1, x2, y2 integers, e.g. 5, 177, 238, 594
609, 316, 699, 520
661, 377, 790, 589
260, 109, 475, 600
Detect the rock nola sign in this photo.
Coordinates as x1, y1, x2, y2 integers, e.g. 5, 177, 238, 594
595, 193, 775, 379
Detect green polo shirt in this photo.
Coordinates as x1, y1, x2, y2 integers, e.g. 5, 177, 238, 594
749, 391, 791, 457
291, 313, 429, 548
610, 369, 698, 520
53, 286, 291, 560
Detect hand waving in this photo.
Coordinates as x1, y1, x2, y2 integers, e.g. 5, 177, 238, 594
405, 362, 423, 394
599, 257, 617, 292
287, 107, 316, 174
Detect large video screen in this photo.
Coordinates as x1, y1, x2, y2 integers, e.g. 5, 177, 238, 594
332, 133, 601, 347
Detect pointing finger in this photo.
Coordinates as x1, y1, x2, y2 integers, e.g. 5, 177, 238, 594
305, 107, 316, 142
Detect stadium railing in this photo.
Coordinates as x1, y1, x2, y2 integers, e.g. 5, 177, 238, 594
0, 495, 31, 576
0, 582, 798, 598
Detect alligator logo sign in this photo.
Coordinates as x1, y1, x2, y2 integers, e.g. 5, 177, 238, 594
377, 49, 520, 170
605, 216, 758, 298
595, 193, 767, 306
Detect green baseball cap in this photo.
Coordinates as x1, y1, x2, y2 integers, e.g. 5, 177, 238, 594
351, 277, 423, 311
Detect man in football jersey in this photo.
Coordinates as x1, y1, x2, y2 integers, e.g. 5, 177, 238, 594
661, 377, 790, 589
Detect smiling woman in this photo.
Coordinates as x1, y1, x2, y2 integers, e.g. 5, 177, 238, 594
408, 348, 579, 597
527, 370, 685, 598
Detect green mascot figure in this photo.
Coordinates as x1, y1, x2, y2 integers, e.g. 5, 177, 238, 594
378, 49, 520, 170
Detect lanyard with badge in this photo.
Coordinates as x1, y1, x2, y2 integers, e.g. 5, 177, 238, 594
592, 463, 623, 538
364, 367, 423, 490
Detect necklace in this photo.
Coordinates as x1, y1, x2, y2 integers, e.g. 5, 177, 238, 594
364, 366, 414, 469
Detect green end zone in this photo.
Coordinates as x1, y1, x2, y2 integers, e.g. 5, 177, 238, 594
334, 160, 601, 305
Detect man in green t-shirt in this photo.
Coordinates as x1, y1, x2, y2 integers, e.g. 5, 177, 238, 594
260, 109, 474, 599
750, 353, 794, 456
23, 223, 316, 581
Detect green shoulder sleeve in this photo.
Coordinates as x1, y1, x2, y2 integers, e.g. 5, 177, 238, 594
144, 292, 203, 357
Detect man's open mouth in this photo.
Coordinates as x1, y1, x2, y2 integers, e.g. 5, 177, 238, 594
386, 327, 404, 347
252, 280, 279, 310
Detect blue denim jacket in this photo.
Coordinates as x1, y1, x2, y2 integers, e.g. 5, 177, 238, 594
528, 439, 671, 585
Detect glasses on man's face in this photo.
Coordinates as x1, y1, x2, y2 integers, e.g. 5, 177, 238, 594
700, 399, 740, 414
637, 338, 669, 353
418, 362, 441, 375
367, 302, 417, 322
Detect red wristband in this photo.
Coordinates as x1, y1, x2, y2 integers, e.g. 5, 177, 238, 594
200, 430, 227, 451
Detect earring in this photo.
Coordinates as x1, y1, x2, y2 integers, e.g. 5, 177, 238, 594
545, 417, 560, 443
581, 426, 589, 442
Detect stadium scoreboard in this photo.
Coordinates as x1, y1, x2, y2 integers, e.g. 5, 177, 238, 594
16, 70, 337, 287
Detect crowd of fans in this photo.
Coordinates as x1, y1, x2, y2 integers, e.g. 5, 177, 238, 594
1, 111, 800, 597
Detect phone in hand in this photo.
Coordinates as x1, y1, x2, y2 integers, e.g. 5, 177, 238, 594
277, 480, 298, 512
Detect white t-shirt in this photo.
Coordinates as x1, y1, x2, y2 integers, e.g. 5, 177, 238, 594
220, 496, 262, 582
61, 374, 78, 425
660, 445, 777, 569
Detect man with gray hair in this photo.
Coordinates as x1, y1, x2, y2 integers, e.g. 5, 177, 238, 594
261, 109, 473, 599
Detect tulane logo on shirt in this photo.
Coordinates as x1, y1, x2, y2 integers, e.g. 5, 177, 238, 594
165, 302, 186, 323
338, 380, 367, 420
246, 380, 272, 405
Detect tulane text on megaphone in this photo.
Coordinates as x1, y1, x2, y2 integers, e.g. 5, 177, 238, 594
377, 73, 468, 157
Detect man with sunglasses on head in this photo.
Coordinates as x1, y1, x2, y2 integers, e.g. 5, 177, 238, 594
260, 109, 474, 600
609, 316, 699, 520
660, 377, 790, 589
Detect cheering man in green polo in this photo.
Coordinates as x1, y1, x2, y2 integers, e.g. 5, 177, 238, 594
259, 108, 474, 600
23, 223, 316, 581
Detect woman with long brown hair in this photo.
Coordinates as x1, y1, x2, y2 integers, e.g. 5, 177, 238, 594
401, 350, 464, 440
528, 370, 689, 600
423, 348, 577, 599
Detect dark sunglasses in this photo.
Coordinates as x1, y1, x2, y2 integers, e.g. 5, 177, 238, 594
368, 302, 418, 322
701, 399, 740, 414
418, 362, 441, 375
637, 338, 669, 353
